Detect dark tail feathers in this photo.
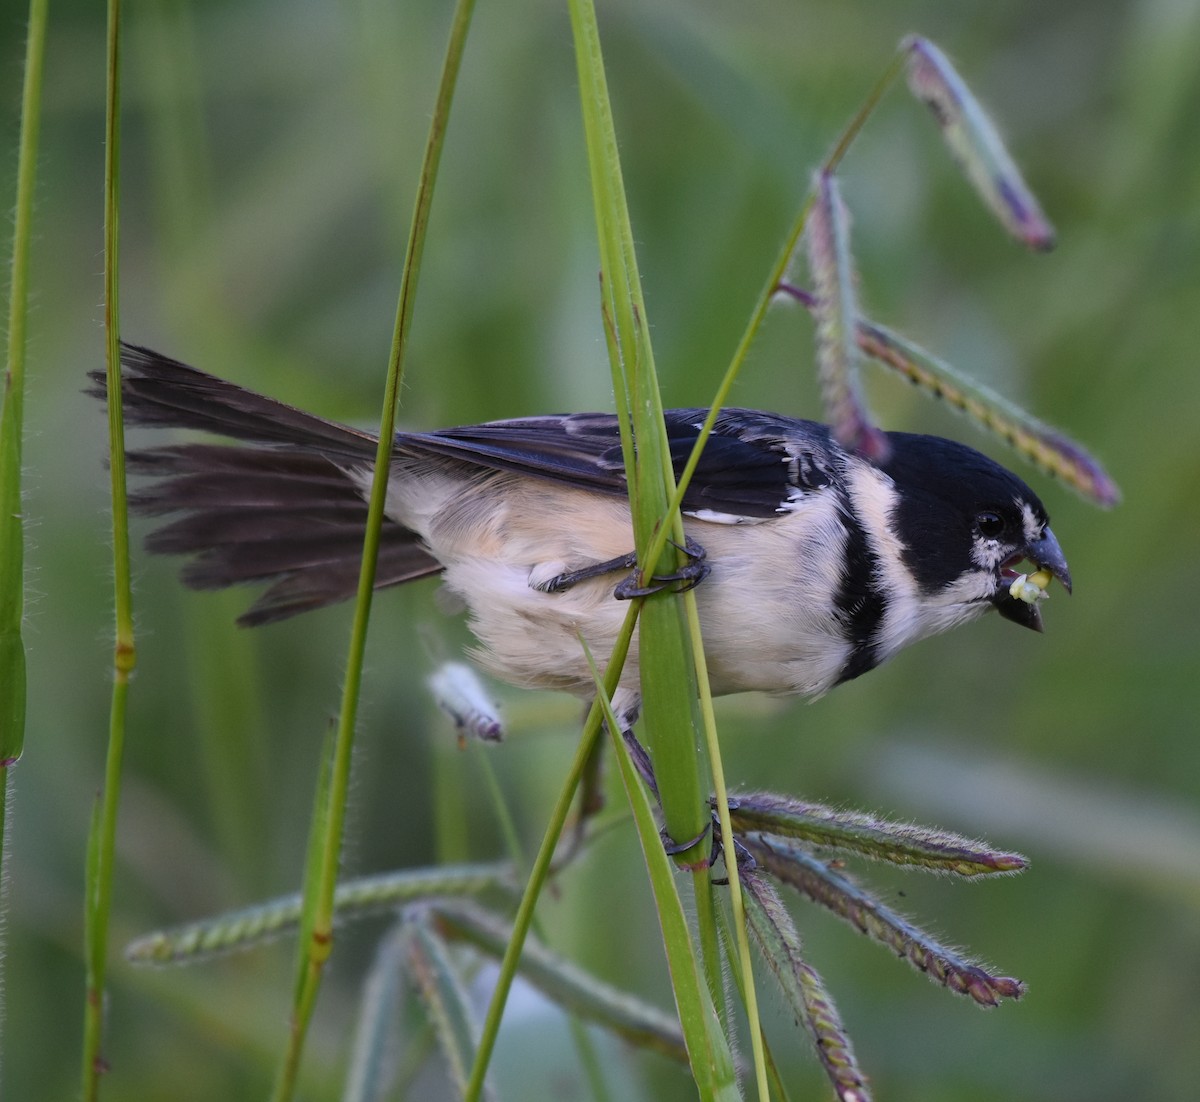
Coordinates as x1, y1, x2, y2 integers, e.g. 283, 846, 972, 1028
92, 344, 441, 625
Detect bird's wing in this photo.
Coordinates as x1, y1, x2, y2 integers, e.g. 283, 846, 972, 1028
401, 408, 838, 521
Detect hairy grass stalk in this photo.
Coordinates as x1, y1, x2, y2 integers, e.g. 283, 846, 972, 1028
462, 624, 630, 1102
82, 1, 136, 1095
1, 0, 48, 770
581, 638, 740, 1100
269, 1, 477, 1096
1, 7, 50, 1039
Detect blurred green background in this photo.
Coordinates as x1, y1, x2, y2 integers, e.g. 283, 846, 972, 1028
3, 0, 1199, 1098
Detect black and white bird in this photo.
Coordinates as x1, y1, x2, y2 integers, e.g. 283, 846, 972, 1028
94, 344, 1070, 721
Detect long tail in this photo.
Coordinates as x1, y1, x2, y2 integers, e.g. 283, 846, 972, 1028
89, 344, 442, 625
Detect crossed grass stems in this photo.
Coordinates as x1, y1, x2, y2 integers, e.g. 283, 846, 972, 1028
115, 29, 1119, 1102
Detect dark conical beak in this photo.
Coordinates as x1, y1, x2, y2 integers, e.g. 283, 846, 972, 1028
994, 526, 1071, 633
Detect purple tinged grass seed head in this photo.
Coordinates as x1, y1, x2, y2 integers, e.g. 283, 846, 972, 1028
805, 171, 891, 463
902, 35, 1056, 252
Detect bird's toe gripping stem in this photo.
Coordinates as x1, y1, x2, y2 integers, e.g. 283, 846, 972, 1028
661, 806, 757, 880
614, 537, 710, 600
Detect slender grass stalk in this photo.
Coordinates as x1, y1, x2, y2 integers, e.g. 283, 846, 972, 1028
645, 48, 909, 578
273, 727, 338, 1096
581, 640, 739, 1100
1, 0, 48, 769
462, 606, 637, 1102
82, 2, 136, 1096
469, 737, 614, 1101
269, 2, 476, 1097
436, 900, 688, 1065
406, 914, 495, 1100
713, 903, 793, 1102
125, 861, 515, 964
1, 4, 50, 1001
681, 591, 769, 1095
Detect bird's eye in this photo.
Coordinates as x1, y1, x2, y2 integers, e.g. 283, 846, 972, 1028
976, 511, 1005, 539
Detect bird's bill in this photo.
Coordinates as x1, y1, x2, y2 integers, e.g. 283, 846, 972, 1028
993, 526, 1072, 632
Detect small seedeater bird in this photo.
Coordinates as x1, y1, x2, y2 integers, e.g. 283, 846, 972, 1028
93, 344, 1070, 728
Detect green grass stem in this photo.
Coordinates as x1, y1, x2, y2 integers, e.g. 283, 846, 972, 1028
82, 1, 136, 1095
581, 638, 740, 1100
461, 599, 642, 1102
269, 2, 476, 1097
0, 0, 47, 769
1, 6, 50, 1031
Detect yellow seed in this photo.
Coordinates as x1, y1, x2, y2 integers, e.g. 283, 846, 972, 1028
1009, 572, 1048, 604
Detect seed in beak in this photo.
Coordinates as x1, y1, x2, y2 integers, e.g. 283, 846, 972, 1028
1009, 567, 1055, 604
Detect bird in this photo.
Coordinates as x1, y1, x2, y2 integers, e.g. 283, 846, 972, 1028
92, 343, 1071, 732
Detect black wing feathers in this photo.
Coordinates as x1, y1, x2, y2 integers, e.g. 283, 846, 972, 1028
411, 409, 836, 520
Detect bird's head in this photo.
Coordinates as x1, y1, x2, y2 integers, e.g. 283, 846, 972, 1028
881, 433, 1071, 633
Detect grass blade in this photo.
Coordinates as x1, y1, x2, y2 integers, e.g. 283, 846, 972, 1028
462, 604, 637, 1102
0, 3, 49, 1043
271, 726, 336, 1098
580, 639, 741, 1100
269, 2, 475, 1096
344, 922, 411, 1102
568, 0, 710, 869
0, 0, 48, 769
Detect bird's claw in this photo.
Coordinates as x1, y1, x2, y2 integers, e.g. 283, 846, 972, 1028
660, 806, 757, 882
615, 537, 710, 600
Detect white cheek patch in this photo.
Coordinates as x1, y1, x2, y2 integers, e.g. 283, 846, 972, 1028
1020, 500, 1043, 545
970, 537, 1006, 572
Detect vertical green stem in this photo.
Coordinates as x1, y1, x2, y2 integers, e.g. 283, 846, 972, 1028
0, 0, 47, 769
82, 1, 135, 1096
463, 613, 638, 1102
0, 0, 47, 1052
269, 2, 476, 1097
